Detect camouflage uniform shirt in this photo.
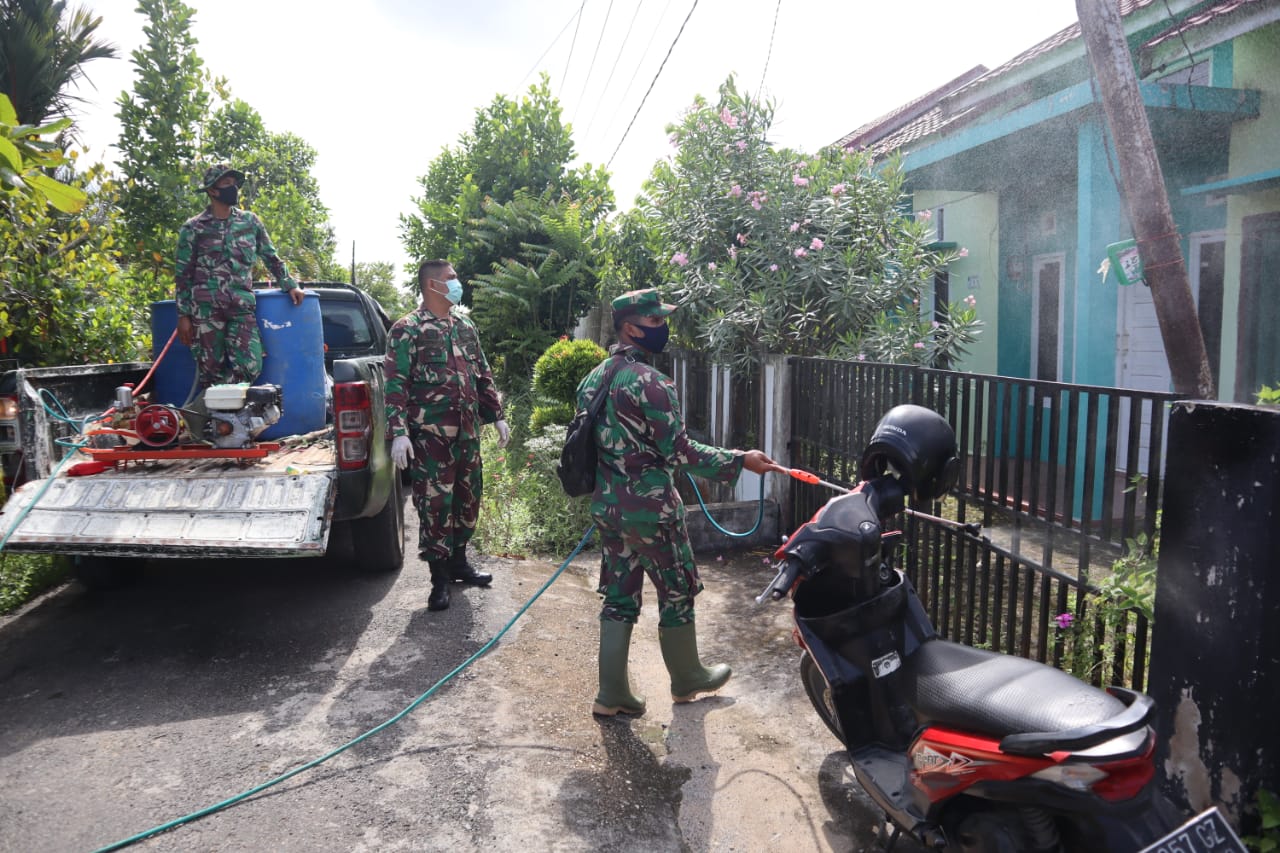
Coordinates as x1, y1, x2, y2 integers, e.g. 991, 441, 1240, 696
174, 206, 297, 315
384, 306, 503, 439
578, 344, 743, 527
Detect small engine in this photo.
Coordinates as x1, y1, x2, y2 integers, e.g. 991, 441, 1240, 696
203, 383, 283, 448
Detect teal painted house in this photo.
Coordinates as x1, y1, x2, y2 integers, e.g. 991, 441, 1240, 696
839, 0, 1280, 403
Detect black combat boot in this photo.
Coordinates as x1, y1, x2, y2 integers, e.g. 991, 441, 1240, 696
427, 559, 451, 611
449, 545, 492, 586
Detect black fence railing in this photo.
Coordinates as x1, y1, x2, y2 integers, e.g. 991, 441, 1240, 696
788, 359, 1179, 692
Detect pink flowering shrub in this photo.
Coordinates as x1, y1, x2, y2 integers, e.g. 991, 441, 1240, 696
631, 74, 982, 367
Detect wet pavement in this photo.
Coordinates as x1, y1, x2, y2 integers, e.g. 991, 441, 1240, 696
0, 517, 919, 852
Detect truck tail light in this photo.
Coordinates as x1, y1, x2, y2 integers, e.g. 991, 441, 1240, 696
333, 381, 372, 471
0, 394, 19, 453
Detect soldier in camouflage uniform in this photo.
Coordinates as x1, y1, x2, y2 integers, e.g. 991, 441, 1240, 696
384, 259, 510, 612
175, 163, 302, 390
578, 289, 785, 716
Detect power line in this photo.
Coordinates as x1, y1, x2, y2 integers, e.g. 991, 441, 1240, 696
562, 0, 589, 94
607, 0, 700, 169
518, 6, 586, 90
581, 0, 644, 145
757, 0, 783, 95
596, 0, 675, 147
571, 0, 616, 126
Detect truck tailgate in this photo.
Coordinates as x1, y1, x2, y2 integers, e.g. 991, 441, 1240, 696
0, 466, 336, 558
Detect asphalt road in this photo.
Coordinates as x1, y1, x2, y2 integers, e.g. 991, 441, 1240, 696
0, 514, 912, 852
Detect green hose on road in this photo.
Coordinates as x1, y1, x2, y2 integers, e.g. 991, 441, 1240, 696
91, 524, 597, 852
92, 472, 778, 851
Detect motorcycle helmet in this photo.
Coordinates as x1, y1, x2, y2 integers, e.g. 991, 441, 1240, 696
859, 405, 960, 502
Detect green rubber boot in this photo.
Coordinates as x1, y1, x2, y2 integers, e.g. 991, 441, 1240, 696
658, 621, 732, 703
591, 620, 646, 717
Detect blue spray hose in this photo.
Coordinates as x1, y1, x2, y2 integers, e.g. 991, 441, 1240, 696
0, 390, 101, 552
684, 469, 768, 538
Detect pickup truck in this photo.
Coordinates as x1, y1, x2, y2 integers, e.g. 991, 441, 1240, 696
0, 282, 406, 585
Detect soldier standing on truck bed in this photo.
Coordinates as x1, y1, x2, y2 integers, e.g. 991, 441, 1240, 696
174, 163, 303, 390
384, 259, 510, 612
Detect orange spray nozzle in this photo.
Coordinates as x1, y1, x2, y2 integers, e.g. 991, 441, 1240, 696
787, 468, 820, 484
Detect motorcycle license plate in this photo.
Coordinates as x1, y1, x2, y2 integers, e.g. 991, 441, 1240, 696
1138, 806, 1247, 853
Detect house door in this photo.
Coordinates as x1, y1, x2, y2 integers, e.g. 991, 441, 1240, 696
1118, 231, 1226, 394
1236, 212, 1280, 401
1191, 231, 1225, 392
1030, 254, 1064, 382
1116, 232, 1225, 471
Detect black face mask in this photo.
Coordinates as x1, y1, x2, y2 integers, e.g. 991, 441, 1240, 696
632, 321, 670, 354
213, 185, 238, 206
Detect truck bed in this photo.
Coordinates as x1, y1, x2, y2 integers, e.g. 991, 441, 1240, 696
0, 433, 338, 559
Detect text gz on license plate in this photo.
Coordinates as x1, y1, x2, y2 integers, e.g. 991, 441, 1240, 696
1138, 806, 1247, 853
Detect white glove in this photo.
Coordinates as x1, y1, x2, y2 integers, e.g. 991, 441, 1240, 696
391, 435, 413, 470
495, 419, 511, 448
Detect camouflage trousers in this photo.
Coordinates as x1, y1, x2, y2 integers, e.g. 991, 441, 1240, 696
596, 519, 701, 628
188, 290, 263, 387
408, 429, 483, 561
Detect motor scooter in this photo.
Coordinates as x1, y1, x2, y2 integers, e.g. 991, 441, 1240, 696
758, 405, 1183, 852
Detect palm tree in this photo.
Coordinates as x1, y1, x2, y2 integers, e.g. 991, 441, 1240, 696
0, 0, 116, 129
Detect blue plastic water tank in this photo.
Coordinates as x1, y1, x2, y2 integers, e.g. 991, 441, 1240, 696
149, 300, 198, 406
254, 289, 326, 439
148, 290, 326, 439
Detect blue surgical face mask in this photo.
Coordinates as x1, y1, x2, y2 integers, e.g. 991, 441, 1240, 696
434, 277, 463, 305
632, 320, 670, 354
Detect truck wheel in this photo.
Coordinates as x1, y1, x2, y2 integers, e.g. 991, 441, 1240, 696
352, 478, 405, 574
73, 555, 139, 590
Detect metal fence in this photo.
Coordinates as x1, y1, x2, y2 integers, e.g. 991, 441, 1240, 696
787, 359, 1179, 692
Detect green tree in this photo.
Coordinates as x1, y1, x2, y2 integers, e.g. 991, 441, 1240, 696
115, 0, 213, 283
0, 164, 145, 364
0, 91, 83, 213
399, 73, 614, 288
637, 76, 980, 370
0, 93, 145, 365
353, 259, 413, 318
0, 0, 116, 129
469, 190, 609, 390
400, 75, 614, 392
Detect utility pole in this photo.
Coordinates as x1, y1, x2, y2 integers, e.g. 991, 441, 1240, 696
1075, 0, 1215, 399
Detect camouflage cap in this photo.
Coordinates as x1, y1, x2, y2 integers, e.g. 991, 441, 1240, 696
611, 288, 676, 326
198, 163, 245, 192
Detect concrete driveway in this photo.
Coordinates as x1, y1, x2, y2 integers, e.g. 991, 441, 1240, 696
0, 515, 910, 852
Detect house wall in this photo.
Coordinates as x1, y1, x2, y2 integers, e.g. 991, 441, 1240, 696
1221, 22, 1280, 400
995, 175, 1081, 380
913, 190, 999, 375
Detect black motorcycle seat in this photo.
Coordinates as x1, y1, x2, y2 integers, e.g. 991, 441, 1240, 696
905, 639, 1125, 739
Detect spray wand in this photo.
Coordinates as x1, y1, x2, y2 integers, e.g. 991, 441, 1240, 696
782, 466, 981, 535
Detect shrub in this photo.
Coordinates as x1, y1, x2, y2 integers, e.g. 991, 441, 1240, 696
0, 554, 70, 614
474, 425, 596, 559
530, 402, 574, 434
532, 338, 608, 406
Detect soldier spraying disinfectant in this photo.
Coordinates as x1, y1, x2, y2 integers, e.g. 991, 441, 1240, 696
578, 288, 786, 716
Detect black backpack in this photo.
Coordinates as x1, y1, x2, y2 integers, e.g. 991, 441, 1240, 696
557, 357, 625, 497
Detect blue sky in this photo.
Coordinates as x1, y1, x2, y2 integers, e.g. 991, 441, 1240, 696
73, 0, 1082, 282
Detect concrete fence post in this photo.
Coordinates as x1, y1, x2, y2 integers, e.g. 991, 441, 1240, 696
1150, 400, 1280, 833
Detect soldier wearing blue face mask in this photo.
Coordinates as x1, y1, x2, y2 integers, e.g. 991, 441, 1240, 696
384, 259, 511, 610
